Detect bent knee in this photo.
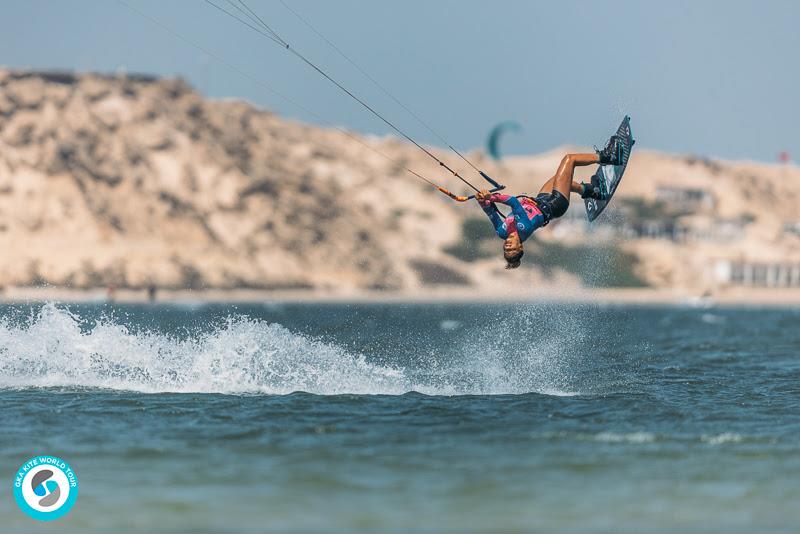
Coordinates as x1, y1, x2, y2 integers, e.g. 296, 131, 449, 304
561, 154, 577, 164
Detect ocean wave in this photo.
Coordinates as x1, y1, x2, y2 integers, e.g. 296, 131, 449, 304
701, 433, 743, 445
539, 431, 770, 445
540, 431, 658, 444
592, 431, 657, 443
0, 304, 579, 396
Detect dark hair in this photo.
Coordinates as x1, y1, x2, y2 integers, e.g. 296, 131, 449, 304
505, 250, 523, 269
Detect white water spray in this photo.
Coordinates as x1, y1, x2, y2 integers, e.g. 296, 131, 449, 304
0, 304, 581, 396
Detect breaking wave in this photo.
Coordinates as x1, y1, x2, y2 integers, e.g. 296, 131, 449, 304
0, 304, 581, 396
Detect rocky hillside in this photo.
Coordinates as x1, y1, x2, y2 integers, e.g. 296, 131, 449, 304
0, 69, 469, 291
0, 69, 798, 294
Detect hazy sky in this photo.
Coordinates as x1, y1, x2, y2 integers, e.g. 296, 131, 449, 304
2, 0, 798, 162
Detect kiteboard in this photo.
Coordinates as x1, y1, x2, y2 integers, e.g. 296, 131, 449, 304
584, 115, 635, 222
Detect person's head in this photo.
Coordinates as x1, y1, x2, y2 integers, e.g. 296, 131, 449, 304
503, 233, 524, 269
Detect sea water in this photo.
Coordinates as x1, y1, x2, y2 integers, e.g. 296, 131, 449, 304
0, 302, 798, 533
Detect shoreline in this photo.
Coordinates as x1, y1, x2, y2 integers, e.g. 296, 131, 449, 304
1, 286, 799, 307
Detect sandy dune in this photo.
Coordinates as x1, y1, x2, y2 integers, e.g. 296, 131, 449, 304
0, 69, 798, 297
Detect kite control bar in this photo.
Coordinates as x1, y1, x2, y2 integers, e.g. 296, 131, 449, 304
436, 183, 506, 202
478, 171, 503, 190
462, 171, 505, 201
465, 184, 506, 201
433, 170, 506, 202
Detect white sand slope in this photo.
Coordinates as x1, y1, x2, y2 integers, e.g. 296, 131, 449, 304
0, 69, 798, 294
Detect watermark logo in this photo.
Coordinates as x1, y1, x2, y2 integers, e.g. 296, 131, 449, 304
13, 455, 78, 521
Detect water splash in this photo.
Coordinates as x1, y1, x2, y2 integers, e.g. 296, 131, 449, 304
0, 304, 581, 396
441, 303, 587, 395
0, 304, 414, 395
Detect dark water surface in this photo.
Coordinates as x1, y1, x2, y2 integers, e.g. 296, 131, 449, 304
0, 302, 798, 532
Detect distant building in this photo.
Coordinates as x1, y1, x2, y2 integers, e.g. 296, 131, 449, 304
621, 217, 743, 243
655, 187, 716, 210
714, 260, 800, 288
783, 222, 800, 237
550, 213, 743, 244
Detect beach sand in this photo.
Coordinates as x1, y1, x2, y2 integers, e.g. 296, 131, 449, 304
3, 286, 799, 307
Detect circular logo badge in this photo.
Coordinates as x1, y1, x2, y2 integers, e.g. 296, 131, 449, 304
13, 455, 78, 521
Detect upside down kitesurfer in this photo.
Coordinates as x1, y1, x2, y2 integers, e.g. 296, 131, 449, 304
476, 135, 624, 269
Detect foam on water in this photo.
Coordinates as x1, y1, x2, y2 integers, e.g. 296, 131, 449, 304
593, 431, 657, 444
536, 431, 774, 446
0, 304, 580, 396
0, 304, 415, 395
701, 433, 743, 445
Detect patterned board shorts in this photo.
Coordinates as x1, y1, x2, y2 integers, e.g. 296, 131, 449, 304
533, 190, 569, 224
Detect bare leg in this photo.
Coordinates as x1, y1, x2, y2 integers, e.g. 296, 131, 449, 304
552, 154, 598, 198
532, 154, 600, 219
537, 153, 599, 197
538, 175, 585, 195
537, 175, 557, 195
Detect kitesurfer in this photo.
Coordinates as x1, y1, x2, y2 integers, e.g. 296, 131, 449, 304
476, 136, 623, 269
